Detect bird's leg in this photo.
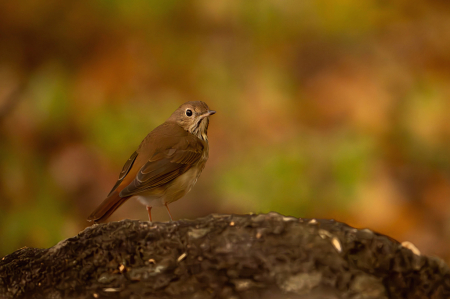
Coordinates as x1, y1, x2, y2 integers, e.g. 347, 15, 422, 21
164, 203, 173, 222
146, 206, 152, 222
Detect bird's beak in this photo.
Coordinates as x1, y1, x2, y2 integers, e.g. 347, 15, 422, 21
201, 110, 216, 118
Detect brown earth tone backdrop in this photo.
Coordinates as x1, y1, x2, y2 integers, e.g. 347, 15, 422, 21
0, 0, 450, 264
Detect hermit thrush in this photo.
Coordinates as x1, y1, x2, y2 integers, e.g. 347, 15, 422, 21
88, 101, 215, 223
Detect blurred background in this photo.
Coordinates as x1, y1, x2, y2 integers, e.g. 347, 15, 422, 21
0, 0, 450, 263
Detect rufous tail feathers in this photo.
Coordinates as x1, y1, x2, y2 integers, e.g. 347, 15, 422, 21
87, 191, 129, 223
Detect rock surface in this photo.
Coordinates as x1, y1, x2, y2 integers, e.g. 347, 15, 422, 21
1, 213, 449, 298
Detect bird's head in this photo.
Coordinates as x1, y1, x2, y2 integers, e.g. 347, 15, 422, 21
168, 101, 216, 140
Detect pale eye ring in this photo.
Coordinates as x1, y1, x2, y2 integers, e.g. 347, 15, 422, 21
185, 109, 193, 117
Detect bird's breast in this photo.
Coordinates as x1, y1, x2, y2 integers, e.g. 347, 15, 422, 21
162, 160, 203, 204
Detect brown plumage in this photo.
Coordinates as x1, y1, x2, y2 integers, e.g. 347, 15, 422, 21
88, 101, 215, 223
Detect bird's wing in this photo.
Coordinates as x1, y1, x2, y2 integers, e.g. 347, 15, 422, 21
119, 134, 205, 197
107, 151, 138, 196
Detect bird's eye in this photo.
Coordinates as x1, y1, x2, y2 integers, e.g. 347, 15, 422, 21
185, 109, 193, 117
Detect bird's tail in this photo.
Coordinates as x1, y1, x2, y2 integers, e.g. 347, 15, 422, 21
87, 191, 129, 223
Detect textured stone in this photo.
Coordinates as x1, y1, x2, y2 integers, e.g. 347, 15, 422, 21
0, 213, 449, 298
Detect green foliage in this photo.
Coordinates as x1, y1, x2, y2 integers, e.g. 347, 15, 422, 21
218, 132, 375, 217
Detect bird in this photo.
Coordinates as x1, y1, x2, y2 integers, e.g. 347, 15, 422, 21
87, 101, 215, 223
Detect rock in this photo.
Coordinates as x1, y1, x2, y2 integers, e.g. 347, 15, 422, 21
0, 213, 449, 298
